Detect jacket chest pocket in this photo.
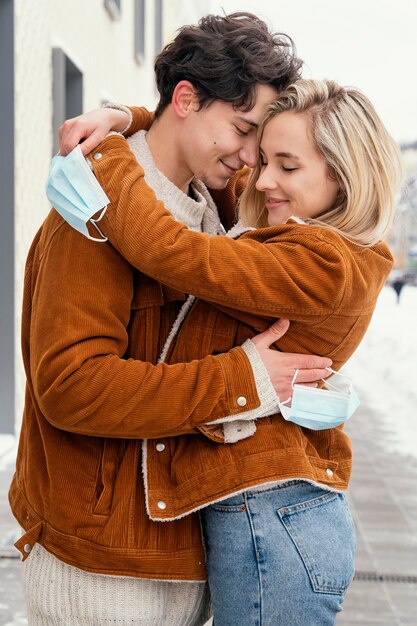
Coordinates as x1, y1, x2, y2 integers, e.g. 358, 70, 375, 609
170, 302, 247, 363
131, 275, 165, 310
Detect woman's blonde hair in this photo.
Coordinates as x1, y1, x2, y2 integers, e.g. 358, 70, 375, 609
239, 79, 403, 246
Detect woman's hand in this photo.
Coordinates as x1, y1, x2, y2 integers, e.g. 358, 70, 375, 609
58, 108, 129, 156
251, 319, 332, 401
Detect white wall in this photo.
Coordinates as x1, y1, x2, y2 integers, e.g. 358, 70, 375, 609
164, 0, 214, 40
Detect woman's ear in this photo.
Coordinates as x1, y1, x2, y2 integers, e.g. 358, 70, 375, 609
171, 81, 199, 118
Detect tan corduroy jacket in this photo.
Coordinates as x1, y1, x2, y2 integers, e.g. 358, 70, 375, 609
81, 129, 394, 522
9, 111, 260, 581
10, 108, 393, 581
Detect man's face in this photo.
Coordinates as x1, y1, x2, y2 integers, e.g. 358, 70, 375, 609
183, 84, 277, 189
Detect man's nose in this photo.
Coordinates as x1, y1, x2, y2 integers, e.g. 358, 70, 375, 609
239, 140, 258, 169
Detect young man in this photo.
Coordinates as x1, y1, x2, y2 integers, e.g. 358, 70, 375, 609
11, 13, 332, 624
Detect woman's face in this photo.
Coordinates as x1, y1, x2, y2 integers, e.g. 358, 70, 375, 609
255, 111, 340, 226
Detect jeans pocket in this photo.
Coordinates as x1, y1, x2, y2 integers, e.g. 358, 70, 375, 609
277, 490, 356, 594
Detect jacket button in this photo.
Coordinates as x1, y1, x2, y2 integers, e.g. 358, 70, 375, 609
326, 468, 334, 478
156, 443, 165, 452
23, 543, 32, 554
93, 152, 103, 160
237, 396, 247, 407
157, 500, 167, 510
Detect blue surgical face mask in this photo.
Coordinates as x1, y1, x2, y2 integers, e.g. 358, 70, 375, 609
279, 368, 360, 431
45, 145, 110, 241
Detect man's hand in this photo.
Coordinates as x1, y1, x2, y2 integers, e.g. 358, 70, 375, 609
251, 319, 332, 401
58, 108, 129, 156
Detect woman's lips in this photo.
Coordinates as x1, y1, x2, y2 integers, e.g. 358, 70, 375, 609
265, 198, 289, 209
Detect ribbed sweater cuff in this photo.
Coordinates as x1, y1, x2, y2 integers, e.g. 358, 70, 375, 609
102, 102, 133, 135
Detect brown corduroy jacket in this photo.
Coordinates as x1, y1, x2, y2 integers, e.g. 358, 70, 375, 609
9, 110, 261, 581
10, 108, 393, 581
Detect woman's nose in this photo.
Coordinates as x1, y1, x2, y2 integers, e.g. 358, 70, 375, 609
256, 168, 274, 191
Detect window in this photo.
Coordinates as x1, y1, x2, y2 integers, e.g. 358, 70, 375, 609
52, 48, 83, 154
104, 0, 121, 21
154, 0, 163, 55
0, 0, 15, 434
134, 0, 145, 63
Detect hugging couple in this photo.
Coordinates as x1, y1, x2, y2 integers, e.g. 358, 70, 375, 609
10, 11, 401, 626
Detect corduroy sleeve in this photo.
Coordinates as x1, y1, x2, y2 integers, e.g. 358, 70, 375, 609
29, 216, 260, 439
88, 135, 347, 321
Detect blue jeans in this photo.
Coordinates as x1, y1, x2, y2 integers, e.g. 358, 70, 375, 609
200, 480, 356, 626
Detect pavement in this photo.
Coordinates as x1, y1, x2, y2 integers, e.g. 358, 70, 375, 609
1, 402, 417, 625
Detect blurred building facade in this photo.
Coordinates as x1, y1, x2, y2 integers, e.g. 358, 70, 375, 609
390, 148, 417, 277
0, 0, 211, 434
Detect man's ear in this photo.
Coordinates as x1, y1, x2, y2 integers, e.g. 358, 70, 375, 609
172, 81, 199, 118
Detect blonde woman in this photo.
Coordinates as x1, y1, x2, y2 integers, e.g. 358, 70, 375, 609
49, 79, 401, 624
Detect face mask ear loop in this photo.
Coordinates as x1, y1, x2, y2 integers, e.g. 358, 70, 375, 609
322, 367, 351, 394
292, 368, 300, 387
281, 368, 299, 407
88, 220, 108, 242
88, 206, 108, 242
91, 205, 107, 224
